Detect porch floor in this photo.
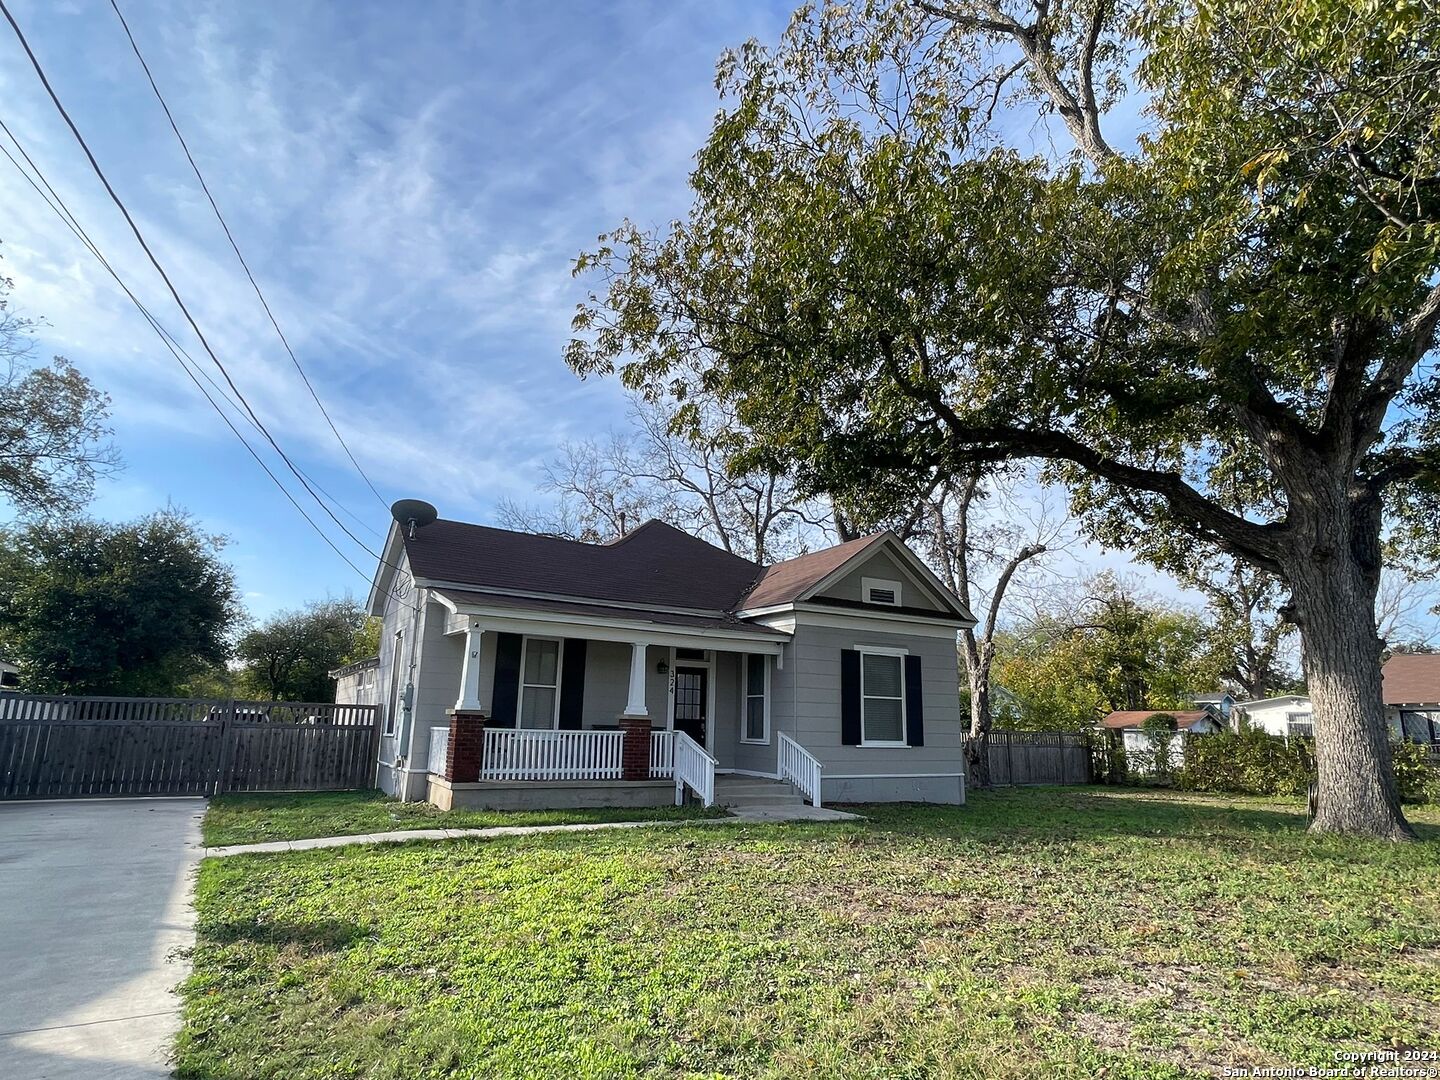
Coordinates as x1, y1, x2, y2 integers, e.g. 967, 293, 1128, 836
428, 776, 676, 812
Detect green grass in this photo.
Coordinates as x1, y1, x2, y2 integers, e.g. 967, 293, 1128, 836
178, 788, 1440, 1079
201, 789, 725, 846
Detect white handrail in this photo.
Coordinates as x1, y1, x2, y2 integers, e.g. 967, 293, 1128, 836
673, 730, 716, 807
481, 728, 625, 781
427, 725, 450, 775
777, 731, 823, 807
650, 729, 675, 778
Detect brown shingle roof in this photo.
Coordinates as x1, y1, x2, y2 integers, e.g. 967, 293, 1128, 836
1101, 710, 1215, 730
1382, 653, 1440, 706
402, 519, 762, 612
738, 533, 889, 609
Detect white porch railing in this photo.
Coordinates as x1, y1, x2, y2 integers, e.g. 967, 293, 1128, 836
482, 728, 625, 781
778, 732, 823, 807
673, 730, 716, 807
650, 729, 675, 778
427, 725, 449, 775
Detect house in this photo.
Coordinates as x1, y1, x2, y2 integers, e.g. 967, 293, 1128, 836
364, 512, 974, 810
330, 656, 380, 706
1234, 695, 1313, 739
0, 660, 18, 692
1382, 653, 1440, 744
1190, 692, 1236, 725
1100, 708, 1224, 770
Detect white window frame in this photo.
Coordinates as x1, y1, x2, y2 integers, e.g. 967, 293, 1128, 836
855, 644, 908, 748
517, 636, 564, 730
741, 653, 770, 744
861, 576, 903, 607
383, 631, 401, 736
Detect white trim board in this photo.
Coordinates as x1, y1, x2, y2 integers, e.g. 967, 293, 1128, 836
824, 772, 965, 780
435, 605, 788, 654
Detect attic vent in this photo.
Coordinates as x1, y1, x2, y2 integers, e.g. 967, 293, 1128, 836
862, 577, 902, 607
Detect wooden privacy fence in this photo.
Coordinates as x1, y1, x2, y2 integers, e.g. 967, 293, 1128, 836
967, 730, 1092, 786
0, 695, 381, 799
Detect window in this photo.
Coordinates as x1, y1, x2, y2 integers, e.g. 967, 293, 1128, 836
743, 654, 769, 743
519, 638, 562, 729
862, 577, 903, 607
676, 647, 708, 661
384, 632, 402, 736
1285, 712, 1314, 738
859, 649, 906, 745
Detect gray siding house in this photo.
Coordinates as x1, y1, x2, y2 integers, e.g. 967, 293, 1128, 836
365, 514, 973, 810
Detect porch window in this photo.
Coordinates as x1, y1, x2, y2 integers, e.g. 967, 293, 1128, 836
859, 649, 907, 746
519, 637, 562, 729
743, 654, 768, 743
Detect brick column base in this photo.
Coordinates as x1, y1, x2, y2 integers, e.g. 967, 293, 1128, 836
618, 714, 652, 781
445, 709, 486, 783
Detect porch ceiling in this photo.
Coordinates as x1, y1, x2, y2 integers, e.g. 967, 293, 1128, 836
432, 588, 789, 652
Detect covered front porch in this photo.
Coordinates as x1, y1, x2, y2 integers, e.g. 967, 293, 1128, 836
417, 591, 808, 810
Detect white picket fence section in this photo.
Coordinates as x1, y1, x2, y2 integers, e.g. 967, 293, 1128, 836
650, 729, 675, 778
673, 729, 716, 807
427, 725, 449, 776
481, 728, 625, 781
778, 732, 823, 807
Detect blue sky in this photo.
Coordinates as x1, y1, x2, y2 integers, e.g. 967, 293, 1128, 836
0, 0, 796, 617
0, 1, 1433, 644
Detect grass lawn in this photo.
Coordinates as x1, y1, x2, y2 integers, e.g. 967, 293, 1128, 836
202, 789, 723, 846
178, 788, 1440, 1079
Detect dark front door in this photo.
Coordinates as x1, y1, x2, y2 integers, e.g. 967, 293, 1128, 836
673, 667, 708, 748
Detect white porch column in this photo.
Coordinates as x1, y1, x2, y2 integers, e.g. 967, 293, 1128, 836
624, 640, 650, 716
454, 624, 485, 712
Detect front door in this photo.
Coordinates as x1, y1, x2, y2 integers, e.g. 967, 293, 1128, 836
673, 666, 708, 748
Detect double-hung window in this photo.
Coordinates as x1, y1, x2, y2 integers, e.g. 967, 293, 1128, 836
743, 654, 769, 743
859, 648, 906, 746
519, 638, 562, 729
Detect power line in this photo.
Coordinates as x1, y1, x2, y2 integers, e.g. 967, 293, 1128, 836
0, 0, 390, 570
0, 122, 377, 584
2, 116, 381, 544
107, 0, 391, 513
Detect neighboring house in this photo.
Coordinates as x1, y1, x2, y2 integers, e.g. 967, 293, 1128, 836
0, 660, 18, 692
1190, 692, 1236, 726
364, 515, 974, 809
1382, 654, 1440, 744
330, 656, 380, 706
1235, 695, 1314, 739
1100, 708, 1224, 770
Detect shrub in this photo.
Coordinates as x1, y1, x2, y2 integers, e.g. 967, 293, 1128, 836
1177, 729, 1439, 804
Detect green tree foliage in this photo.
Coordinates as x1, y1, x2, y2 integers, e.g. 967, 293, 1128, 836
0, 510, 242, 694
566, 0, 1439, 838
235, 598, 370, 702
0, 262, 119, 515
992, 574, 1227, 730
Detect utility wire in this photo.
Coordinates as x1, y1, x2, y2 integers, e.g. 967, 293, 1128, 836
0, 0, 392, 570
0, 124, 377, 585
0, 120, 381, 545
108, 0, 391, 513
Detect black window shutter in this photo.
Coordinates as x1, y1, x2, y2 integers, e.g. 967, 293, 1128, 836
557, 638, 587, 730
904, 654, 925, 747
840, 649, 862, 745
490, 632, 523, 727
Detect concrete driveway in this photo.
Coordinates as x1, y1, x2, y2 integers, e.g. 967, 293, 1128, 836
0, 798, 204, 1079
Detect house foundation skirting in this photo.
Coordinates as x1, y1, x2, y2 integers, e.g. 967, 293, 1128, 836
427, 777, 676, 811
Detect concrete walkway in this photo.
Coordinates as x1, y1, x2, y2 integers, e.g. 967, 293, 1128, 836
206, 804, 860, 858
0, 798, 204, 1080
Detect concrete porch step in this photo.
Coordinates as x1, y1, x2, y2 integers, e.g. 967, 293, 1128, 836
714, 777, 808, 808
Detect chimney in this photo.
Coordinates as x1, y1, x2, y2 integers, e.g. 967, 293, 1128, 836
618, 511, 627, 536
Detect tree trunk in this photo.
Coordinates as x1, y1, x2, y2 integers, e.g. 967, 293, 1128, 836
1287, 544, 1415, 840
964, 634, 993, 788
